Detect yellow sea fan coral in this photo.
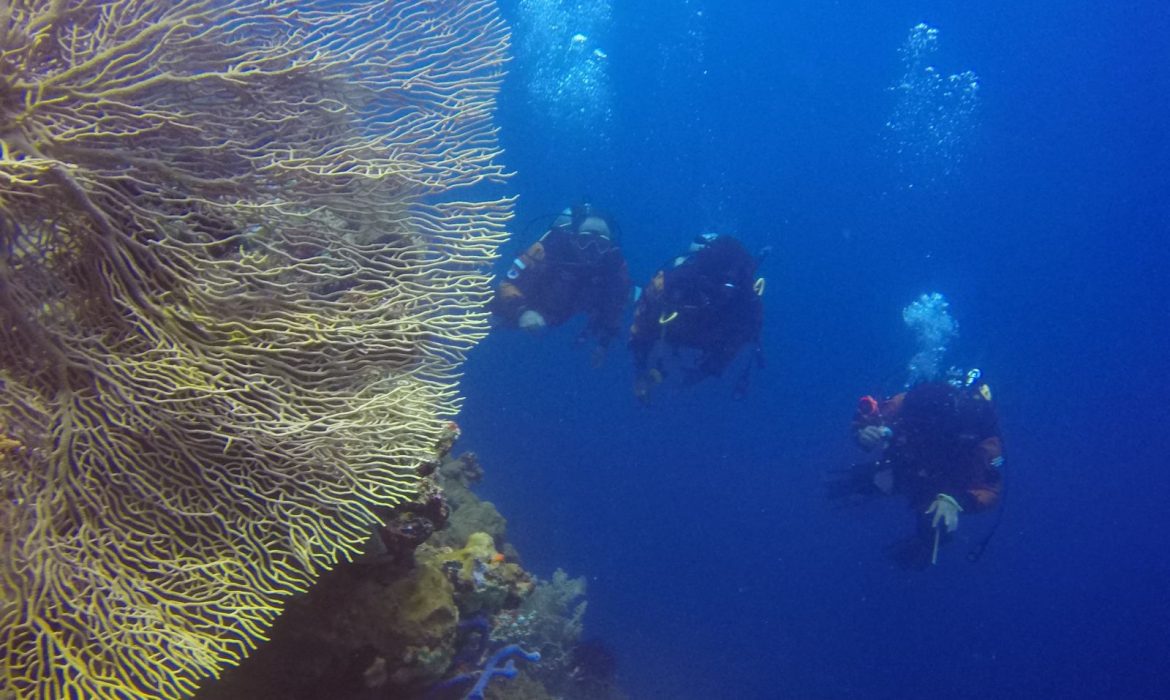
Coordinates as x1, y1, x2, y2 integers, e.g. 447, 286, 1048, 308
0, 1, 512, 698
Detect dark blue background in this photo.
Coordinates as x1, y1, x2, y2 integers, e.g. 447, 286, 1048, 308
459, 1, 1170, 697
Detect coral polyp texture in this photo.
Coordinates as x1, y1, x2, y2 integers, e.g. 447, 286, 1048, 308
0, 1, 512, 698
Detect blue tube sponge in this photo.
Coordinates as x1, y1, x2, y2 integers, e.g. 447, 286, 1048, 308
464, 644, 541, 700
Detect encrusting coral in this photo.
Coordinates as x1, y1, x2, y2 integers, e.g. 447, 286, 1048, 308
0, 1, 512, 698
193, 449, 625, 700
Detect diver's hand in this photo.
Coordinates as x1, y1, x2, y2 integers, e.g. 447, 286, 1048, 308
925, 493, 963, 533
856, 425, 892, 451
518, 309, 546, 333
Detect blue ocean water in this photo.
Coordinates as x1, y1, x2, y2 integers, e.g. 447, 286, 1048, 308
460, 1, 1170, 698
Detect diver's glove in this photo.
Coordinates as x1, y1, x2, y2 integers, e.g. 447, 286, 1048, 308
856, 425, 893, 451
518, 309, 546, 333
925, 493, 963, 533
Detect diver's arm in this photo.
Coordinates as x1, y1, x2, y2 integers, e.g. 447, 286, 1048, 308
628, 276, 664, 373
961, 436, 1004, 512
491, 240, 548, 325
628, 306, 656, 372
852, 392, 904, 450
587, 252, 631, 348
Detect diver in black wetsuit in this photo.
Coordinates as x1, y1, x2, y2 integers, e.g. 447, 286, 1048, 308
490, 203, 631, 363
628, 233, 766, 403
830, 372, 1006, 568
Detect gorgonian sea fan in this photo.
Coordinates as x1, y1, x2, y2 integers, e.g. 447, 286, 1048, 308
0, 1, 512, 697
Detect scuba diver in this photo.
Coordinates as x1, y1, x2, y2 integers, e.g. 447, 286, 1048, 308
490, 203, 631, 362
628, 233, 766, 403
830, 369, 1005, 568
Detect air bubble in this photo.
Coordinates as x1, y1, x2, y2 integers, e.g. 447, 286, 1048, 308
883, 24, 981, 188
517, 1, 613, 138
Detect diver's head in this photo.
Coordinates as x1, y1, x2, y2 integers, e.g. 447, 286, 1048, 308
577, 215, 611, 239
671, 232, 720, 267
902, 381, 963, 436
553, 203, 612, 238
690, 232, 720, 253
904, 376, 995, 441
553, 204, 615, 262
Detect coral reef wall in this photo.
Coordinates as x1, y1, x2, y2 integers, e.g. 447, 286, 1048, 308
195, 450, 625, 700
0, 1, 511, 698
